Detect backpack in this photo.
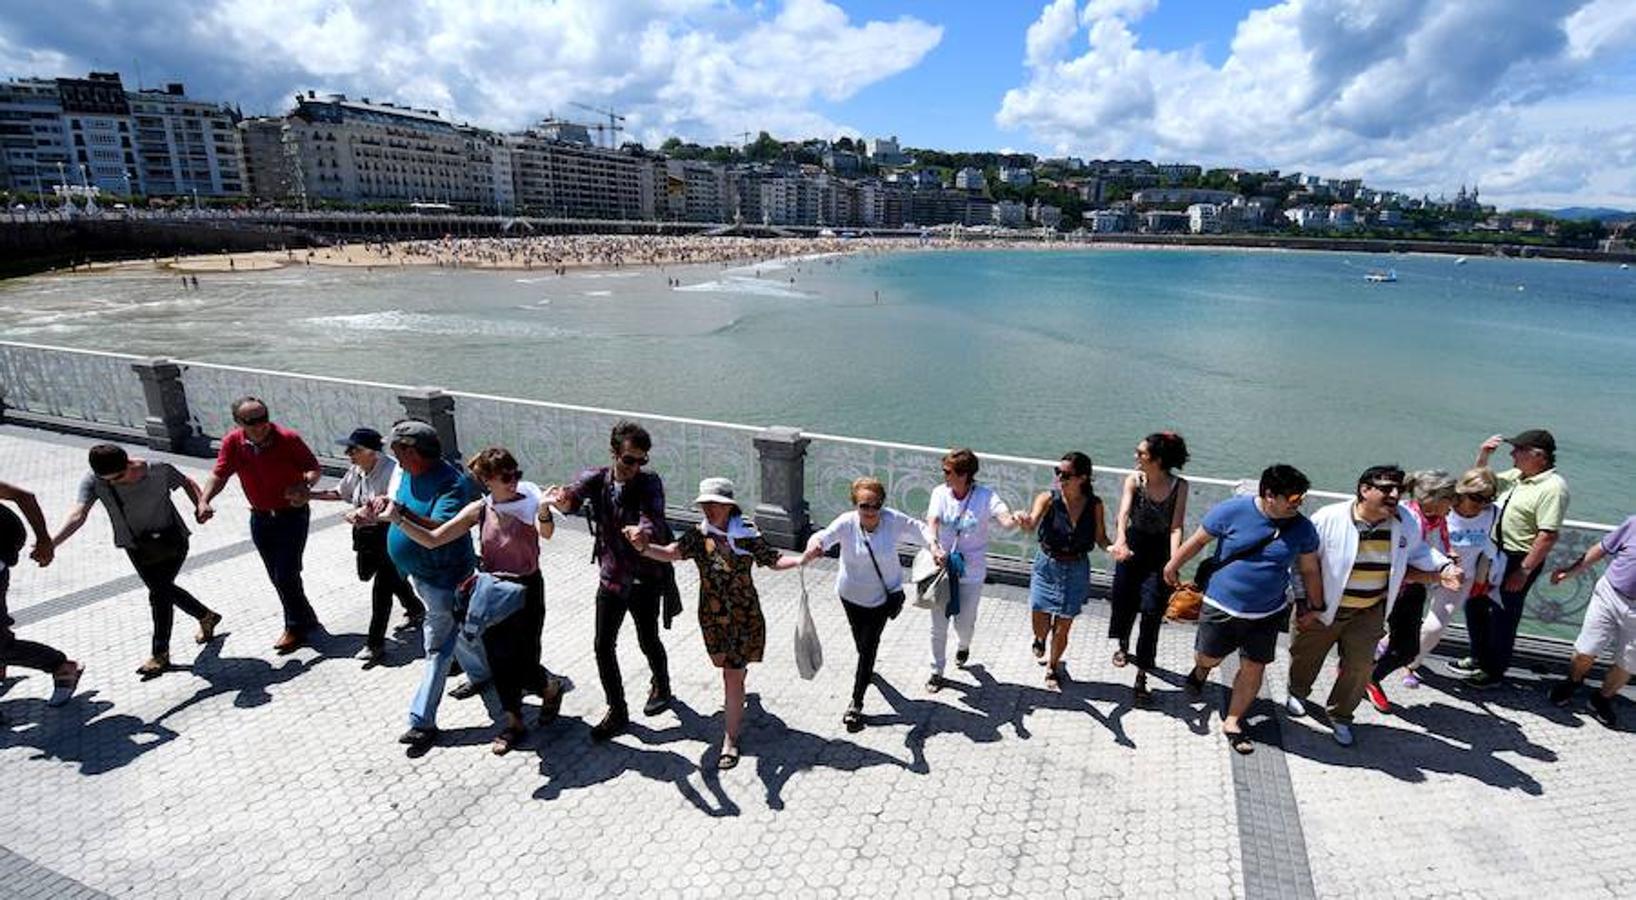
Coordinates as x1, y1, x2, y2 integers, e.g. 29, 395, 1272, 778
0, 503, 26, 567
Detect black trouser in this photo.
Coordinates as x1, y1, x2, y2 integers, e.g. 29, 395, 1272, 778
128, 540, 212, 657
594, 578, 669, 716
485, 571, 547, 716
842, 598, 891, 707
367, 560, 424, 649
249, 507, 319, 631
1372, 582, 1426, 683
1467, 549, 1543, 678
0, 568, 68, 672
1108, 534, 1169, 671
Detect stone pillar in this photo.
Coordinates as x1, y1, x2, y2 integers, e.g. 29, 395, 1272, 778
131, 358, 205, 454
753, 426, 811, 550
398, 388, 460, 462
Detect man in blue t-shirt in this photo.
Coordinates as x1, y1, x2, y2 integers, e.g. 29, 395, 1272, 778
1165, 464, 1323, 755
379, 420, 487, 750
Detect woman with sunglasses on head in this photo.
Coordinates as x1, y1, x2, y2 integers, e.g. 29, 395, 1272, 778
1107, 432, 1190, 703
388, 447, 563, 755
310, 427, 425, 668
801, 477, 932, 731
1019, 452, 1110, 690
924, 448, 1027, 692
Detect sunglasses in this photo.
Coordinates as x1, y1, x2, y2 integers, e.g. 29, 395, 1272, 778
1368, 482, 1404, 494
856, 501, 882, 512
619, 454, 648, 467
1457, 493, 1495, 504
496, 470, 522, 484
1281, 493, 1306, 505
1054, 468, 1080, 480
237, 413, 270, 427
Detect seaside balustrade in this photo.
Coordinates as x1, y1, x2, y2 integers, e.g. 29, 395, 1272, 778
0, 339, 1613, 649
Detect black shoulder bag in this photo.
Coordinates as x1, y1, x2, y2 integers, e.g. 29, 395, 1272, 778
861, 530, 907, 619
107, 482, 187, 568
1192, 525, 1282, 594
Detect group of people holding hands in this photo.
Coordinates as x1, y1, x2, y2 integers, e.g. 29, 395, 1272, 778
3, 400, 1630, 765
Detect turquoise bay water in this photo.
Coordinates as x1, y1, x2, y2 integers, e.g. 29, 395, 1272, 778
2, 248, 1632, 521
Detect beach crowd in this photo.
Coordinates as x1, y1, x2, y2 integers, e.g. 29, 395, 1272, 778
2, 400, 1629, 764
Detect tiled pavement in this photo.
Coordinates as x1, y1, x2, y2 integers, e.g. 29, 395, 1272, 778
0, 425, 1629, 899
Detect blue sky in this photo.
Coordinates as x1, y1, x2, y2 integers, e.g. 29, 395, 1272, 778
3, 0, 1636, 207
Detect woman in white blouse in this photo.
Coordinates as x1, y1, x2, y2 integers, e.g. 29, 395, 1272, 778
802, 477, 930, 731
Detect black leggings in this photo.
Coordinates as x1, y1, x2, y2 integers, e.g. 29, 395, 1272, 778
485, 571, 547, 716
129, 543, 212, 657
1372, 583, 1426, 683
1108, 534, 1169, 671
594, 579, 670, 716
842, 598, 891, 706
367, 562, 424, 649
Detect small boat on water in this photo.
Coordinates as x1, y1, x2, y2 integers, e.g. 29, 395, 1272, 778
1364, 269, 1398, 283
1455, 257, 1468, 265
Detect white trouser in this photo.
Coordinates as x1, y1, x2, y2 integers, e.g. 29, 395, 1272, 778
929, 581, 982, 674
1415, 584, 1476, 668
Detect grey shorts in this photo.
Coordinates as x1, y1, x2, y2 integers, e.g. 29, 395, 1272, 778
1573, 576, 1636, 672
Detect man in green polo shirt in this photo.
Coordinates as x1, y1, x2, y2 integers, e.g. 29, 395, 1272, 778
1452, 429, 1568, 686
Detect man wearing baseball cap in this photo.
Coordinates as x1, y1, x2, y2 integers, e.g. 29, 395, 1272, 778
1454, 429, 1569, 686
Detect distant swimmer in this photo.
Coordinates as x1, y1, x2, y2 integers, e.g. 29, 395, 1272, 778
190, 275, 199, 289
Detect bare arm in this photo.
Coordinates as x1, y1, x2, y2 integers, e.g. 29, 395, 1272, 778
800, 533, 826, 565
1162, 526, 1214, 587
1298, 551, 1325, 612
767, 553, 804, 571
639, 541, 682, 563
1, 480, 56, 566
1476, 433, 1504, 468
535, 506, 555, 542
49, 502, 92, 549
1552, 542, 1607, 584
1169, 481, 1190, 558
1094, 498, 1110, 551
390, 499, 482, 548
1110, 474, 1137, 560
195, 472, 224, 523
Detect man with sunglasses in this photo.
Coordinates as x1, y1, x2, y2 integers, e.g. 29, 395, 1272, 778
543, 421, 678, 742
197, 397, 324, 653
1290, 465, 1461, 746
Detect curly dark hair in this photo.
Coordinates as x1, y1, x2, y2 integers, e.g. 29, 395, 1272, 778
1143, 431, 1190, 472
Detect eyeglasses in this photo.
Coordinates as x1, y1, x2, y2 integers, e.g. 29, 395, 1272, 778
856, 501, 882, 512
1368, 482, 1404, 494
1054, 469, 1080, 480
619, 454, 648, 467
237, 413, 269, 427
497, 470, 522, 484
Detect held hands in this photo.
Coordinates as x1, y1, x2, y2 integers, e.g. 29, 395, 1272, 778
195, 502, 214, 524
1295, 608, 1323, 632
1110, 541, 1133, 563
542, 484, 564, 507
1161, 562, 1181, 589
284, 483, 312, 507
1438, 564, 1466, 592
1549, 567, 1573, 585
622, 524, 650, 552
29, 540, 54, 567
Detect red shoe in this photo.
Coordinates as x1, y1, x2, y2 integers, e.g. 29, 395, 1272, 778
1365, 680, 1391, 714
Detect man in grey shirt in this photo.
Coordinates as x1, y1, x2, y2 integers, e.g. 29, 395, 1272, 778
53, 444, 221, 677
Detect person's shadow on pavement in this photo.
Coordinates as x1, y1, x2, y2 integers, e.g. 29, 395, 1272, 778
738, 693, 916, 811
0, 679, 178, 776
152, 635, 324, 724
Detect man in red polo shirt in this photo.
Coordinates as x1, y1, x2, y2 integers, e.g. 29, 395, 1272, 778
197, 396, 323, 652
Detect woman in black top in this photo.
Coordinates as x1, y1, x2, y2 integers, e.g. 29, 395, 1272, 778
1020, 452, 1108, 689
1108, 432, 1191, 703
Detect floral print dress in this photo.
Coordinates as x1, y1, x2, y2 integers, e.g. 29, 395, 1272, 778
676, 527, 782, 668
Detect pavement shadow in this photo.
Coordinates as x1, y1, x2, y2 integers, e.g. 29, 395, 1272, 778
739, 693, 915, 811
152, 635, 331, 724
0, 686, 179, 776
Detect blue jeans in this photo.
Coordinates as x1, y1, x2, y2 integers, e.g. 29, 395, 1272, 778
407, 576, 501, 729
248, 508, 319, 631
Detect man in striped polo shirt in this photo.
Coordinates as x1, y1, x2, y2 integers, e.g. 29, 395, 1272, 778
1286, 466, 1461, 746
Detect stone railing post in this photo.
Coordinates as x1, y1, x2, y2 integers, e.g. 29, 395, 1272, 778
753, 426, 811, 550
398, 387, 460, 462
131, 358, 205, 454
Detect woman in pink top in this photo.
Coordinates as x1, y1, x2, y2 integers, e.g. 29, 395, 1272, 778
389, 448, 561, 755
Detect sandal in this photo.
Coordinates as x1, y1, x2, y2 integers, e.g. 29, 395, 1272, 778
1045, 666, 1062, 690
842, 707, 864, 732
135, 655, 170, 678
1223, 727, 1255, 755
491, 724, 527, 756
1112, 648, 1129, 668
195, 611, 222, 644
718, 748, 740, 770
1031, 638, 1046, 662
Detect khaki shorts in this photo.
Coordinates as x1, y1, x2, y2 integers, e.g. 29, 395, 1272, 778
1573, 576, 1636, 672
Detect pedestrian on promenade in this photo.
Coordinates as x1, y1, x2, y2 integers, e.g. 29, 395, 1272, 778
637, 478, 803, 768
0, 479, 82, 706
309, 427, 424, 668
1546, 513, 1636, 728
196, 397, 323, 653
1365, 469, 1459, 712
51, 445, 222, 677
380, 421, 491, 750
388, 447, 564, 755
1017, 452, 1108, 691
541, 421, 679, 742
1107, 433, 1190, 703
1163, 465, 1323, 754
801, 476, 930, 731
924, 448, 1026, 693
1408, 469, 1504, 680
1453, 430, 1568, 687
1287, 466, 1460, 746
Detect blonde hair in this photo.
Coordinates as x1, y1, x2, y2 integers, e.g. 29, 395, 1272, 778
850, 476, 886, 505
1455, 467, 1498, 501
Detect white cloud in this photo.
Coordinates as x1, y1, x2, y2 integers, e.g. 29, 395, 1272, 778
997, 0, 1636, 206
0, 0, 943, 145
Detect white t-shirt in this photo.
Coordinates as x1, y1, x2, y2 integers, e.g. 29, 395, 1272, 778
1445, 505, 1505, 596
335, 456, 398, 508
816, 508, 928, 608
927, 483, 1009, 584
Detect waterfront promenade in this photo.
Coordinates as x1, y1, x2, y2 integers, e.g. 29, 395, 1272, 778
1, 423, 1630, 899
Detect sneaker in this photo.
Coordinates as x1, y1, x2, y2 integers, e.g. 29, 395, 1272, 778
955, 648, 970, 668
1332, 722, 1355, 747
842, 704, 864, 733
448, 679, 485, 700
590, 709, 629, 742
46, 663, 83, 707
1373, 637, 1389, 662
1283, 694, 1308, 718
925, 674, 945, 694
1447, 656, 1480, 676
1401, 670, 1422, 690
194, 611, 223, 644
1365, 681, 1391, 714
358, 645, 384, 669
397, 726, 438, 748
642, 685, 673, 717
1588, 693, 1618, 728
1465, 671, 1502, 689
1548, 679, 1578, 707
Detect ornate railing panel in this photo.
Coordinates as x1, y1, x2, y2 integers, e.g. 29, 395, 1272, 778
0, 342, 147, 431
175, 361, 408, 455
451, 392, 763, 513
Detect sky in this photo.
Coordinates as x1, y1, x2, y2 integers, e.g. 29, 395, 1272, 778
4, 0, 1636, 209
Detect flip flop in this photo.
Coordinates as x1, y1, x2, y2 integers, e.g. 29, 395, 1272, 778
1223, 728, 1255, 755
718, 749, 740, 770
491, 725, 528, 756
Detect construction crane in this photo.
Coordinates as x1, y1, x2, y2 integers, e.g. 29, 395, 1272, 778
571, 102, 625, 148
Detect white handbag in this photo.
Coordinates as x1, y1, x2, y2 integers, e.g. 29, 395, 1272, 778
793, 568, 823, 680
910, 548, 949, 610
